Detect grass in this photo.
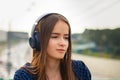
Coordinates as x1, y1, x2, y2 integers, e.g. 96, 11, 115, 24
74, 50, 120, 60
0, 42, 6, 54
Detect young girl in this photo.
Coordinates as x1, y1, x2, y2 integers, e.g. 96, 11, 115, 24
14, 13, 91, 80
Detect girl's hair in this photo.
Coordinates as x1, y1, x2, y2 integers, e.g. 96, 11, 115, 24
25, 13, 75, 80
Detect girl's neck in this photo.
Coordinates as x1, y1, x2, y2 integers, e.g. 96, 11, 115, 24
46, 57, 60, 72
45, 57, 62, 80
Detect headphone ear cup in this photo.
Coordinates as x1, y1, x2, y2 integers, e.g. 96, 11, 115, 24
34, 31, 40, 51
29, 37, 36, 49
29, 31, 40, 51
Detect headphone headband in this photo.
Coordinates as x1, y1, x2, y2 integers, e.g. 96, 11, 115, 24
31, 13, 54, 36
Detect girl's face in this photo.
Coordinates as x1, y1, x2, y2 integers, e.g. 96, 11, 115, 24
47, 20, 69, 60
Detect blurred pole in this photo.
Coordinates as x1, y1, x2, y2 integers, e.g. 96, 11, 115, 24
6, 20, 12, 78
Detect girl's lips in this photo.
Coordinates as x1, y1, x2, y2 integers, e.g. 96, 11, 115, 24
57, 49, 65, 51
57, 49, 65, 53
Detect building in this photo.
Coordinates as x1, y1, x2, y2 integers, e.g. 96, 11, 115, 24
7, 31, 29, 42
0, 30, 29, 42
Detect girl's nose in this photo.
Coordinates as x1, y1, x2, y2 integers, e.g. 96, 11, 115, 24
58, 38, 66, 46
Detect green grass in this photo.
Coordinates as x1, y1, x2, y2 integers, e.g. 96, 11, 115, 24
75, 50, 120, 60
0, 42, 6, 54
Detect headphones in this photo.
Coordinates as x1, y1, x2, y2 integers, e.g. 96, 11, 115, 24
29, 13, 54, 51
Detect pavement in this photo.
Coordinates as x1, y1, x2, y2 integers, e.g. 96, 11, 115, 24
0, 41, 31, 79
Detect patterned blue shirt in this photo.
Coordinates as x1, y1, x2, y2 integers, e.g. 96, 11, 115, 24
14, 60, 91, 80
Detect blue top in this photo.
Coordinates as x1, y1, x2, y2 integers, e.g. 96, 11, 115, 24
14, 60, 91, 80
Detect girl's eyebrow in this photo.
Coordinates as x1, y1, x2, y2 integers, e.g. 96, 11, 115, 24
51, 33, 59, 35
51, 33, 68, 36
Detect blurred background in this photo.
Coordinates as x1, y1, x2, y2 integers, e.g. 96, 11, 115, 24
0, 0, 120, 80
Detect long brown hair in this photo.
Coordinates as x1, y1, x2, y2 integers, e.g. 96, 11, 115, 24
26, 13, 75, 80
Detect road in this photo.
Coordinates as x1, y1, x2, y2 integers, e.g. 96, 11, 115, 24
72, 53, 120, 80
0, 41, 120, 80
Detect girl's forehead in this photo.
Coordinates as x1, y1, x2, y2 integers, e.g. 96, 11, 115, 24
52, 20, 69, 33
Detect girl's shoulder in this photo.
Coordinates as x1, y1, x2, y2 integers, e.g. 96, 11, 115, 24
72, 60, 91, 80
14, 63, 36, 80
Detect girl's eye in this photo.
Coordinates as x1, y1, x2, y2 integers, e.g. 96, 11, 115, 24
64, 37, 69, 40
51, 36, 58, 38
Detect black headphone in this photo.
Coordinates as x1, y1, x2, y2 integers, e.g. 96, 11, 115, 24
29, 13, 54, 51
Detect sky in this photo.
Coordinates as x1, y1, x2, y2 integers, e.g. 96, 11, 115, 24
0, 0, 120, 34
